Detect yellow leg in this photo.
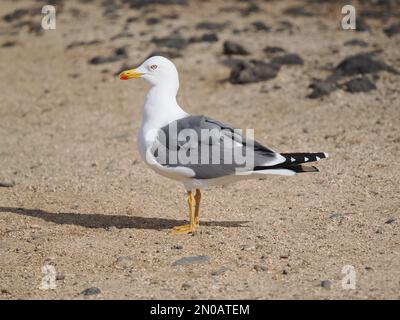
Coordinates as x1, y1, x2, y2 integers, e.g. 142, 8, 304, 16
194, 189, 201, 227
170, 191, 197, 235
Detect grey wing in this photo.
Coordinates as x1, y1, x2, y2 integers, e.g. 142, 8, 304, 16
152, 115, 284, 179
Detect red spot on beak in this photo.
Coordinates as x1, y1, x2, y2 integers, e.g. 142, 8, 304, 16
120, 75, 129, 80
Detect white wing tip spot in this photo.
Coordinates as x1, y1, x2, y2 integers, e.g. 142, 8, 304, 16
290, 157, 296, 162
304, 157, 309, 162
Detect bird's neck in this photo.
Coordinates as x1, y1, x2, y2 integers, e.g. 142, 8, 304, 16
141, 85, 187, 130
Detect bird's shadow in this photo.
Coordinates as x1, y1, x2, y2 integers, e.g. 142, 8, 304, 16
0, 207, 249, 231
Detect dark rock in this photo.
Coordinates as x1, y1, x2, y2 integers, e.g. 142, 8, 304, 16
82, 287, 101, 296
66, 39, 101, 50
196, 21, 227, 31
123, 0, 187, 8
2, 41, 16, 48
252, 21, 270, 32
271, 53, 304, 65
263, 46, 286, 54
172, 255, 210, 266
3, 8, 29, 23
152, 35, 189, 50
308, 79, 337, 99
343, 77, 377, 93
0, 181, 15, 188
385, 217, 397, 224
240, 3, 261, 16
320, 280, 331, 289
189, 33, 218, 43
343, 39, 369, 47
229, 60, 280, 84
89, 48, 127, 65
146, 17, 160, 25
146, 50, 182, 60
284, 6, 313, 17
110, 32, 134, 41
223, 41, 249, 55
171, 245, 183, 250
384, 23, 400, 37
333, 52, 399, 78
356, 18, 370, 32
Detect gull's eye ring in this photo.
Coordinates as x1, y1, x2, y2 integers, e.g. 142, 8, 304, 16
150, 64, 158, 70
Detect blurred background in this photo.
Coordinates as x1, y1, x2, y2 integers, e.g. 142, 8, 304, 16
0, 0, 399, 299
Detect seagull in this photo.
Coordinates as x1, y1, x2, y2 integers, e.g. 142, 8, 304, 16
119, 56, 328, 235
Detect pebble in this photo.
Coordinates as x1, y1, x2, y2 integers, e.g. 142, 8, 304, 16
385, 218, 397, 224
384, 23, 400, 37
343, 77, 377, 93
56, 272, 66, 281
320, 280, 331, 289
181, 281, 194, 290
223, 41, 249, 55
228, 59, 280, 84
241, 245, 256, 251
152, 35, 189, 50
308, 79, 337, 98
271, 53, 304, 65
253, 265, 268, 272
172, 255, 210, 266
211, 266, 231, 276
171, 245, 183, 250
89, 48, 127, 65
0, 180, 15, 188
82, 287, 101, 296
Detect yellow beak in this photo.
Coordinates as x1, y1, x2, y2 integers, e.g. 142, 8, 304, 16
119, 69, 144, 80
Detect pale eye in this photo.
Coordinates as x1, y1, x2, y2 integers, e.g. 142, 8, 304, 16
150, 64, 158, 70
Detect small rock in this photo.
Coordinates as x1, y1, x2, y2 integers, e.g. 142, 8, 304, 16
241, 245, 256, 251
0, 180, 15, 188
343, 77, 377, 93
282, 269, 288, 275
189, 33, 219, 43
2, 41, 16, 48
181, 281, 194, 290
146, 50, 182, 60
171, 245, 183, 250
263, 46, 286, 55
334, 52, 399, 78
152, 35, 189, 50
253, 265, 267, 272
56, 272, 66, 281
82, 287, 101, 296
385, 217, 397, 224
115, 256, 133, 269
126, 0, 187, 8
356, 18, 370, 32
146, 17, 160, 25
196, 21, 227, 31
89, 48, 127, 65
308, 79, 337, 98
223, 41, 249, 55
271, 53, 304, 65
384, 23, 400, 37
228, 59, 280, 84
107, 226, 118, 232
172, 255, 210, 266
284, 6, 313, 17
211, 266, 231, 276
251, 21, 270, 32
343, 39, 369, 47
3, 8, 30, 23
320, 280, 331, 289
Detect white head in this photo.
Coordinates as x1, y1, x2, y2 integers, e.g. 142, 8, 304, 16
119, 56, 179, 90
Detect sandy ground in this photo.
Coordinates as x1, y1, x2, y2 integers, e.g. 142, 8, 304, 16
0, 0, 399, 299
